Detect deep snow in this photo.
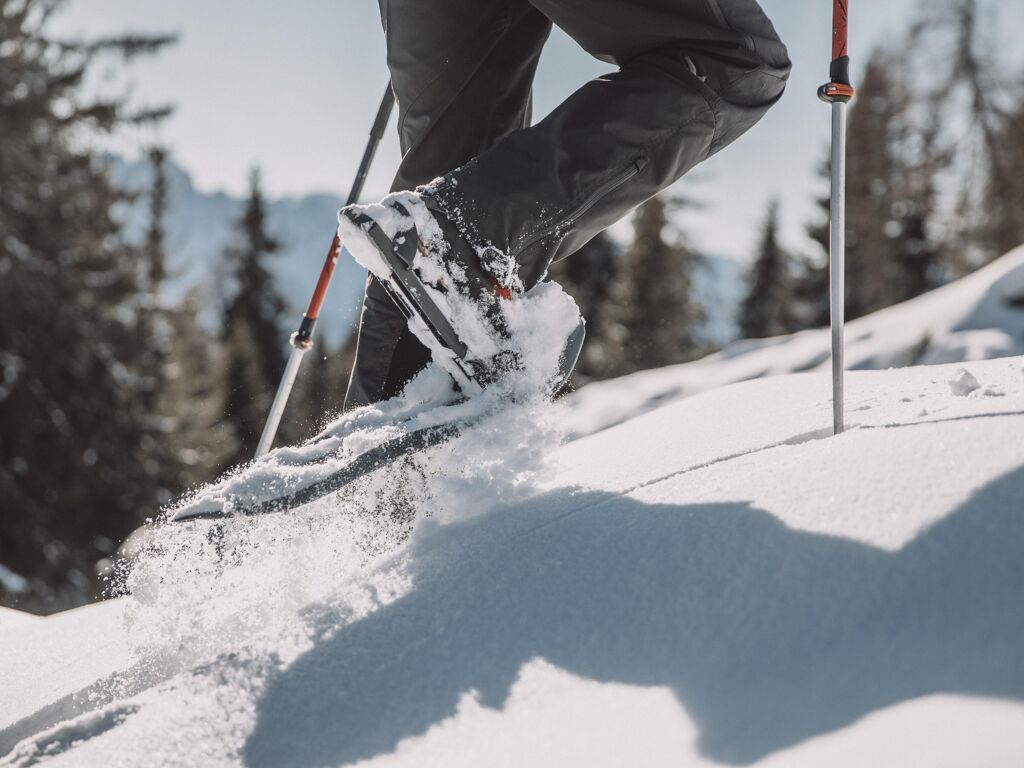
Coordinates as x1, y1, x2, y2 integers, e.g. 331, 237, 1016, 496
2, 351, 1023, 767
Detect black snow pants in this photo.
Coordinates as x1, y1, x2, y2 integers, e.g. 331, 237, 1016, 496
345, 0, 790, 409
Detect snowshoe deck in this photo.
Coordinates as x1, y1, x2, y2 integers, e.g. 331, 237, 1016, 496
172, 420, 463, 522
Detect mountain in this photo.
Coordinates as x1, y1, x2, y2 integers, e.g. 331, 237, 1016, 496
110, 156, 367, 344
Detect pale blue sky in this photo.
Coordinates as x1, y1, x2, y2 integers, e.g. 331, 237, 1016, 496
54, 1, 1020, 262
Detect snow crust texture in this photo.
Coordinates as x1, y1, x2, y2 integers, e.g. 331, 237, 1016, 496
3, 353, 1024, 767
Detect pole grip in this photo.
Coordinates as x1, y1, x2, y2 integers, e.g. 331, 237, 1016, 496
829, 0, 851, 87
831, 0, 849, 63
819, 0, 853, 102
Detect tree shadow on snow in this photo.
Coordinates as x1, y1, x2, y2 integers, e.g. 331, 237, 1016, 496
243, 466, 1024, 767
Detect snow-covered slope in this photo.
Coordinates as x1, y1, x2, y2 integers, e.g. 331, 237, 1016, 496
2, 355, 1023, 767
562, 245, 1024, 437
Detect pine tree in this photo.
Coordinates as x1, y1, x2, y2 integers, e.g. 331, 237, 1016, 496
908, 0, 1021, 269
143, 146, 169, 290
980, 101, 1024, 258
278, 339, 344, 443
546, 232, 622, 384
0, 0, 174, 612
136, 146, 170, 416
609, 195, 705, 375
154, 289, 236, 492
739, 199, 795, 339
799, 52, 944, 326
220, 168, 287, 465
137, 148, 233, 501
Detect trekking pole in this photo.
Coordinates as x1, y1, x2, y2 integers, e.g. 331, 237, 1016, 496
254, 81, 395, 457
818, 0, 854, 435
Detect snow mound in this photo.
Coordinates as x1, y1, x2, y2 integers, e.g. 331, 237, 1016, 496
2, 355, 1023, 767
562, 245, 1024, 437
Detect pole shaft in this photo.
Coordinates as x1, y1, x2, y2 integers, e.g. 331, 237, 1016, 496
256, 345, 307, 457
252, 82, 394, 458
830, 101, 847, 435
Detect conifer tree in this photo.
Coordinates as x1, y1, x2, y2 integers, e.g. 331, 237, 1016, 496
609, 196, 705, 375
155, 289, 236, 492
908, 0, 1020, 269
980, 101, 1024, 258
739, 199, 794, 339
220, 168, 287, 465
800, 52, 943, 326
143, 146, 169, 290
135, 146, 170, 415
0, 0, 174, 611
136, 149, 233, 502
278, 340, 342, 443
547, 232, 622, 384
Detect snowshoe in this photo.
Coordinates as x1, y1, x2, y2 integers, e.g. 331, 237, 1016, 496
337, 192, 584, 397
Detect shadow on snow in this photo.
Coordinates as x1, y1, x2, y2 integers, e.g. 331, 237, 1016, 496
243, 465, 1024, 766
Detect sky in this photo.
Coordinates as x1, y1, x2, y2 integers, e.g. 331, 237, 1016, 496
52, 0, 1021, 263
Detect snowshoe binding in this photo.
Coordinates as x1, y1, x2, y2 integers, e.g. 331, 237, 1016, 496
337, 192, 584, 398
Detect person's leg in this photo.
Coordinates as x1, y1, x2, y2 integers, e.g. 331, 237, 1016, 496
345, 0, 552, 409
426, 0, 791, 288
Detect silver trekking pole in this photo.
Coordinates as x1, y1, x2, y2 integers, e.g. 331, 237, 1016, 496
818, 0, 854, 435
255, 81, 395, 457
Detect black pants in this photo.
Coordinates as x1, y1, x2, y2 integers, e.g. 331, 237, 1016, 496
345, 0, 790, 409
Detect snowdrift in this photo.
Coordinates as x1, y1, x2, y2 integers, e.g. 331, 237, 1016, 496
561, 245, 1024, 437
2, 354, 1023, 767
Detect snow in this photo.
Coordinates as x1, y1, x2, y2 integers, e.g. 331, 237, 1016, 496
947, 367, 981, 396
2, 352, 1023, 766
3, 246, 1024, 766
560, 245, 1024, 437
0, 566, 28, 594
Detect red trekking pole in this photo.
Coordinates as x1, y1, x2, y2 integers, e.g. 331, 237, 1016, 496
255, 82, 396, 457
818, 0, 854, 435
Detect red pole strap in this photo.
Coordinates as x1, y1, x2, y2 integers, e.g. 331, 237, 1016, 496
832, 0, 849, 62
